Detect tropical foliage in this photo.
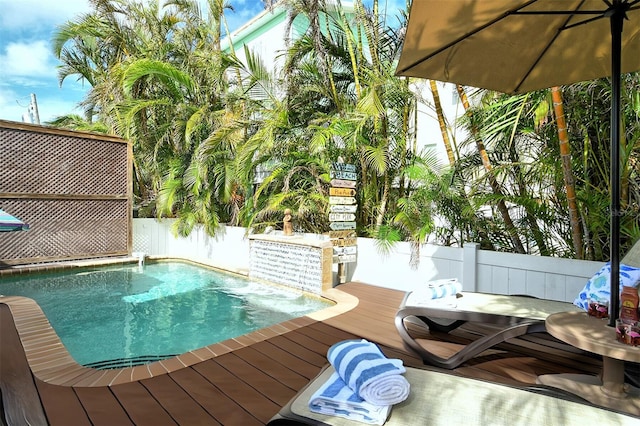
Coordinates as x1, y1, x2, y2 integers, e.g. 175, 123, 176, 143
51, 0, 639, 262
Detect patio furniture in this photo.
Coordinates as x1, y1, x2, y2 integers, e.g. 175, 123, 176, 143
268, 364, 639, 425
537, 311, 640, 415
395, 239, 640, 370
395, 291, 583, 369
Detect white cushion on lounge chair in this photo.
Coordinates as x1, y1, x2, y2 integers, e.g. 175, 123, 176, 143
404, 291, 582, 320
270, 365, 639, 425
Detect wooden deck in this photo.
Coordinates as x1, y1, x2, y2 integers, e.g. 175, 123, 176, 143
1, 282, 608, 425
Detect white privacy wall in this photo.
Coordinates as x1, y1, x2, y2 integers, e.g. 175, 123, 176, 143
132, 218, 251, 274
132, 219, 603, 303
474, 248, 601, 302
344, 239, 464, 291
344, 239, 602, 302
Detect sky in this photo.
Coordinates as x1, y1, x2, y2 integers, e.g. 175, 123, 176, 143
0, 0, 405, 125
0, 0, 271, 124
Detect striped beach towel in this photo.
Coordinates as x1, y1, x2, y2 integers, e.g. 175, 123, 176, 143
308, 370, 391, 425
327, 339, 410, 406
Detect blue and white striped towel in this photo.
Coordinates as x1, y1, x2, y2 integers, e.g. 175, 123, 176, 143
424, 278, 462, 298
327, 339, 410, 406
308, 370, 391, 425
404, 278, 462, 308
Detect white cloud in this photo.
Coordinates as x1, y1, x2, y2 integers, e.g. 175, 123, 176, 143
0, 41, 56, 79
0, 0, 91, 31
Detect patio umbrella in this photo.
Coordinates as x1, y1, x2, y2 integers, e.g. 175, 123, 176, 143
0, 208, 29, 232
396, 0, 640, 327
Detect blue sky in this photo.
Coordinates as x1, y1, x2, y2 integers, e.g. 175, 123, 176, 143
0, 0, 269, 123
0, 0, 404, 124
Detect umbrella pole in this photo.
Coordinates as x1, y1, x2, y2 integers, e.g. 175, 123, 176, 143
607, 7, 624, 327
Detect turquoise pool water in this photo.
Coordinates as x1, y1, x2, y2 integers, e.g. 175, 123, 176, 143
0, 261, 331, 367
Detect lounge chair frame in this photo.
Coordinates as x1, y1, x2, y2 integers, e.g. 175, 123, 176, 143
394, 292, 579, 369
396, 239, 640, 370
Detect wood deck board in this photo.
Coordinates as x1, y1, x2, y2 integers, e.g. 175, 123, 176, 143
245, 340, 324, 380
230, 346, 310, 390
73, 386, 135, 426
168, 366, 260, 426
2, 282, 622, 425
212, 352, 296, 406
110, 381, 178, 426
279, 329, 336, 357
139, 374, 220, 426
191, 358, 279, 424
35, 380, 92, 426
265, 335, 329, 368
0, 305, 48, 426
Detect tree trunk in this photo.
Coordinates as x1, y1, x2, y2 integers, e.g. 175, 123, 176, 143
551, 86, 584, 259
398, 77, 413, 200
457, 85, 525, 253
509, 140, 550, 256
375, 112, 391, 230
429, 82, 494, 248
375, 171, 390, 229
430, 80, 456, 165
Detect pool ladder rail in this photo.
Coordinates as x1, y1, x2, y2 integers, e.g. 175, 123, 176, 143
132, 252, 146, 268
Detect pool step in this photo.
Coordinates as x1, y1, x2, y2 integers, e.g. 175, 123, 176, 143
84, 354, 177, 369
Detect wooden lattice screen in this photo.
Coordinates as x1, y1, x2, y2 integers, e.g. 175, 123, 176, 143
0, 120, 132, 267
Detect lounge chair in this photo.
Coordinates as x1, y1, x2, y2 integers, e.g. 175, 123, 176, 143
268, 364, 639, 425
395, 291, 583, 369
395, 240, 640, 370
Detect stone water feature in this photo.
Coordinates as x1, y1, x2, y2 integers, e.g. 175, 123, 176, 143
248, 233, 333, 295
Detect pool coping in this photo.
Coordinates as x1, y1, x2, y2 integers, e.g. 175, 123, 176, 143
0, 257, 359, 387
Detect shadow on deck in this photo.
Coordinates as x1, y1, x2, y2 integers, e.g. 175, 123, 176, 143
1, 282, 605, 425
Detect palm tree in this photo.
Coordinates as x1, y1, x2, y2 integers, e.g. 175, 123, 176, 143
456, 85, 526, 253
53, 0, 186, 211
561, 75, 640, 260
240, 0, 420, 239
334, 0, 415, 233
429, 80, 456, 165
54, 0, 248, 233
236, 45, 333, 233
551, 86, 583, 259
51, 0, 638, 263
52, 0, 129, 127
421, 82, 496, 250
120, 1, 248, 234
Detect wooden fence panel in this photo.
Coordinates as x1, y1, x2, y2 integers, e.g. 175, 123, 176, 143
0, 120, 131, 266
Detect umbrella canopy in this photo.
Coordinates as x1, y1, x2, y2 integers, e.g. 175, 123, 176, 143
396, 0, 640, 326
0, 209, 29, 232
396, 0, 640, 93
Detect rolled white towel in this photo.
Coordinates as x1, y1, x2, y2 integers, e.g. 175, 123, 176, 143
308, 371, 391, 425
405, 278, 462, 308
327, 339, 410, 406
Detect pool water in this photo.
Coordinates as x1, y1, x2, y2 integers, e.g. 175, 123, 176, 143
0, 262, 331, 367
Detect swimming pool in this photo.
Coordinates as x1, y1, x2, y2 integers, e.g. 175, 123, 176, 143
0, 261, 332, 367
